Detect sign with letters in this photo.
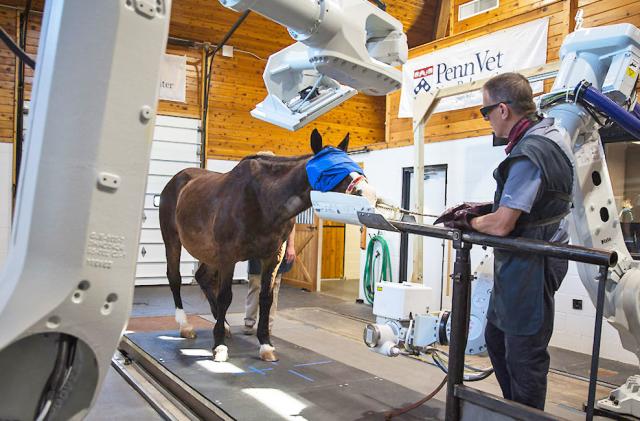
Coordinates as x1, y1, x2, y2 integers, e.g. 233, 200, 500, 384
159, 54, 187, 103
398, 18, 549, 117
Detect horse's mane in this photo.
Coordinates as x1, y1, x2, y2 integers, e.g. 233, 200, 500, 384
241, 153, 312, 163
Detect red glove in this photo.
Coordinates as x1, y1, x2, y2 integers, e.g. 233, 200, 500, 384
434, 202, 493, 231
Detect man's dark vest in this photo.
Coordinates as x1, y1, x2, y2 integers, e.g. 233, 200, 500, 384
487, 118, 573, 335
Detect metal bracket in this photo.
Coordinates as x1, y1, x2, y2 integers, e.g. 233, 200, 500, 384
357, 211, 399, 232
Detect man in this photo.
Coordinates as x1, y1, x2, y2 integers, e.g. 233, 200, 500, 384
452, 73, 573, 410
243, 228, 295, 335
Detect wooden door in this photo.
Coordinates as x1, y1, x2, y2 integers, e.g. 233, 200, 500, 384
321, 220, 345, 279
282, 209, 319, 291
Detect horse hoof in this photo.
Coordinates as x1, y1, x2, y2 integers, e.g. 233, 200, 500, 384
179, 325, 197, 339
213, 345, 229, 362
259, 344, 278, 362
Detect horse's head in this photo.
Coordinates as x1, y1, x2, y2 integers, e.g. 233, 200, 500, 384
306, 129, 377, 205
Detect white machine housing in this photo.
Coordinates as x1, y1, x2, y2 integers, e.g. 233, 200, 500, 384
373, 282, 432, 320
0, 1, 170, 418
219, 0, 408, 130
363, 255, 493, 358
311, 190, 377, 226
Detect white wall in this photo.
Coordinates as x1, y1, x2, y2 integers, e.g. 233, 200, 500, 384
356, 135, 503, 285
0, 143, 13, 270
354, 136, 637, 365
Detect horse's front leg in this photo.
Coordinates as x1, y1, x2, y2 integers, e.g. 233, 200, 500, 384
257, 278, 277, 361
212, 272, 233, 362
257, 249, 284, 362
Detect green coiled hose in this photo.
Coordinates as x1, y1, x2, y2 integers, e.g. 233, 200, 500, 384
363, 234, 392, 304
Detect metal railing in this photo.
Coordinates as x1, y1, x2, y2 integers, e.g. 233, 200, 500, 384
361, 214, 618, 420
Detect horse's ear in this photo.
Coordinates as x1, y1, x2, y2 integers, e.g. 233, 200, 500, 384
337, 133, 350, 152
311, 128, 323, 154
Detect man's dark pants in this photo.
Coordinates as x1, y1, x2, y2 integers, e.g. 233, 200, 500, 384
485, 308, 554, 410
485, 255, 566, 410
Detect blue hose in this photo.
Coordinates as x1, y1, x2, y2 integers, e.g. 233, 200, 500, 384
576, 83, 640, 139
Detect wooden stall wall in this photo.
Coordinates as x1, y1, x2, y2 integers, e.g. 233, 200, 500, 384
0, 7, 16, 144
384, 0, 640, 148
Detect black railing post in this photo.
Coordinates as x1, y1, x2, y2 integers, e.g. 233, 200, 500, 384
586, 265, 609, 421
446, 231, 472, 421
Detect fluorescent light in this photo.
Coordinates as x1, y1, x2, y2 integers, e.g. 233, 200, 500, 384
180, 349, 213, 357
242, 388, 308, 420
197, 360, 245, 374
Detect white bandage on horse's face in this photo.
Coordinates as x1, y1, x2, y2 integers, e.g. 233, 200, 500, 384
346, 171, 377, 206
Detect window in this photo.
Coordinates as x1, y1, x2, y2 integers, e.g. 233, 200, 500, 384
458, 0, 499, 21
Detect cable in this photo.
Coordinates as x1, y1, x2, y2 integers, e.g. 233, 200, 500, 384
34, 334, 78, 421
363, 234, 392, 304
384, 375, 447, 420
427, 347, 494, 382
293, 75, 323, 112
0, 26, 35, 69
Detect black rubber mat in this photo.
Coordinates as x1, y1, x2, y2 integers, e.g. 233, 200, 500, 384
126, 329, 445, 420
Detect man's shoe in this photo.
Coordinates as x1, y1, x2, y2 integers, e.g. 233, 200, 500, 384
243, 324, 255, 335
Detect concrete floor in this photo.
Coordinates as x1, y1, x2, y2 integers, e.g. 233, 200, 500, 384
320, 278, 360, 301
124, 283, 632, 420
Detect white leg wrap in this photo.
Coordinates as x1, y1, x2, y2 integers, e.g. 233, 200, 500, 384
175, 308, 188, 326
213, 345, 229, 362
259, 344, 275, 355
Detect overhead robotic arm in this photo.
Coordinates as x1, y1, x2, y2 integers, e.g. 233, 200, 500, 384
218, 0, 408, 130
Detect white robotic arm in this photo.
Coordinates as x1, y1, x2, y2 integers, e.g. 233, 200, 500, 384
218, 0, 408, 130
541, 23, 640, 416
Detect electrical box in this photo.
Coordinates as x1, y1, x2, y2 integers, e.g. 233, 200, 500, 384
603, 50, 640, 105
373, 282, 432, 321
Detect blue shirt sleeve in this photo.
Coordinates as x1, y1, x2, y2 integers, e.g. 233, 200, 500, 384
499, 158, 542, 213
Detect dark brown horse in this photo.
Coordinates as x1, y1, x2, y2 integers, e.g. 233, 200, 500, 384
159, 129, 374, 362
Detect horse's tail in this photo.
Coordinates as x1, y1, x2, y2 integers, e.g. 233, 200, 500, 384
159, 168, 206, 332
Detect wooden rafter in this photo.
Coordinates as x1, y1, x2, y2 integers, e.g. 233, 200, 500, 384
434, 0, 452, 40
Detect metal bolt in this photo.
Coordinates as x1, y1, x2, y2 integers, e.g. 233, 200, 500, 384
140, 105, 153, 121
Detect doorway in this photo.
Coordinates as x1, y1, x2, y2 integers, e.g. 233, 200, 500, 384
400, 164, 448, 311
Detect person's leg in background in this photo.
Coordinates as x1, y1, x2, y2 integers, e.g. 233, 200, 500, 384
243, 273, 260, 334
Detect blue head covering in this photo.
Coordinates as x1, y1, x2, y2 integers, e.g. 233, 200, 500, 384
306, 147, 364, 192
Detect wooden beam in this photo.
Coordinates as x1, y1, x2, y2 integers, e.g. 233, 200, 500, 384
565, 0, 578, 34
434, 0, 452, 39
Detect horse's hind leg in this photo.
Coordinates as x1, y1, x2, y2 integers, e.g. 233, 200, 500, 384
195, 264, 231, 339
166, 241, 196, 339
210, 264, 234, 362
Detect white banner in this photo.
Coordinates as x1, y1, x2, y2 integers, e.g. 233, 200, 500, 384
398, 18, 549, 118
159, 54, 187, 103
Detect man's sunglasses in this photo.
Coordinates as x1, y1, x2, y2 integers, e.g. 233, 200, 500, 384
480, 101, 511, 119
